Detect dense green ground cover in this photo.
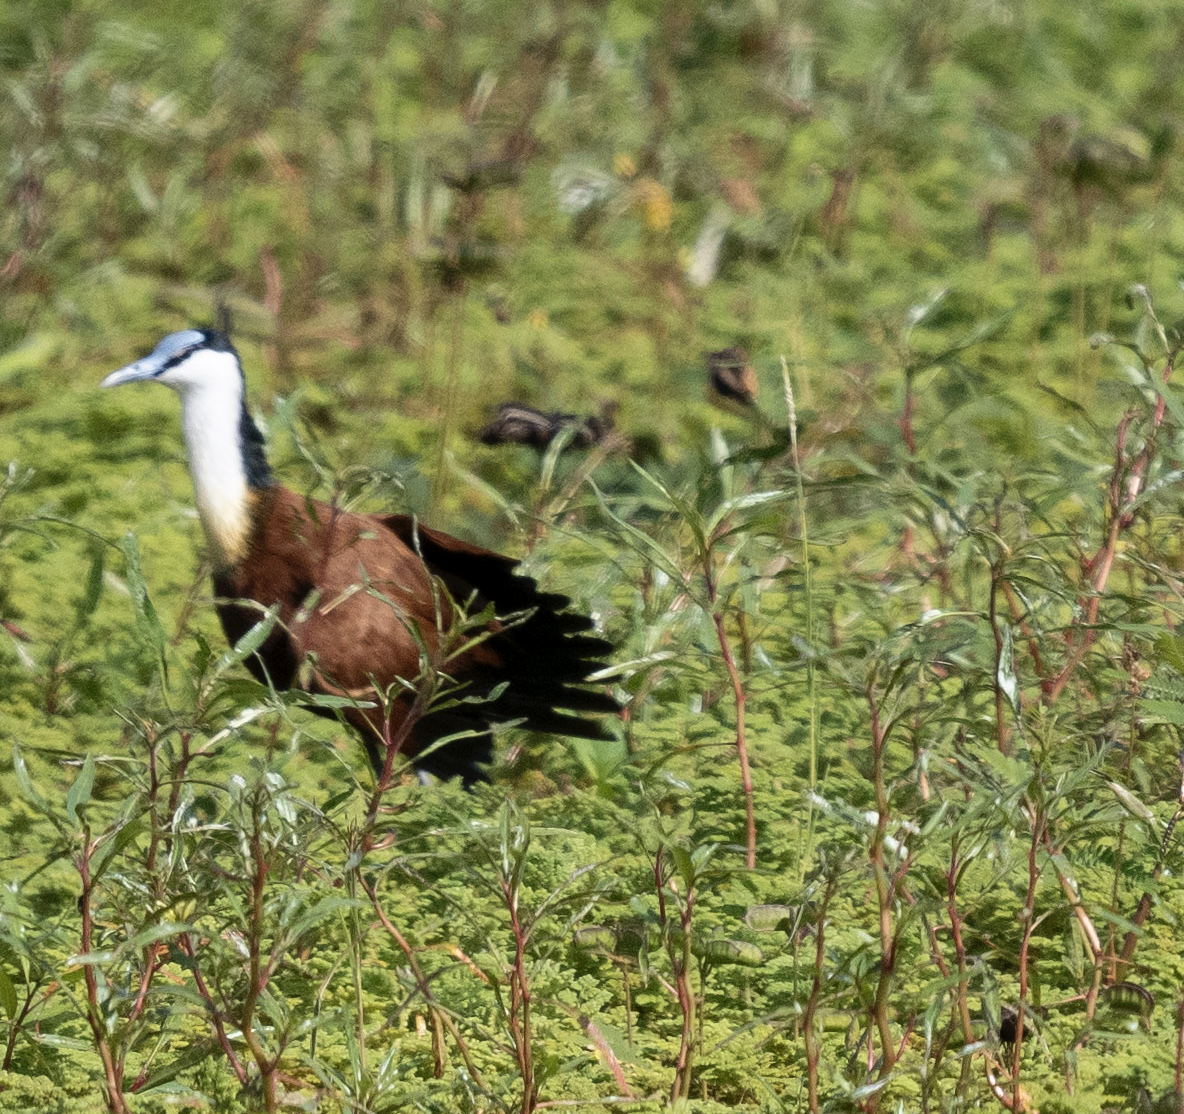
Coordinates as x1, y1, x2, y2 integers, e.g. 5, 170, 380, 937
6, 0, 1184, 1110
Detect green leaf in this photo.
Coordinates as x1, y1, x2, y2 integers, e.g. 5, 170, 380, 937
0, 965, 17, 1021
215, 605, 280, 674
696, 938, 763, 967
77, 542, 106, 623
283, 896, 361, 942
689, 842, 719, 873
588, 478, 688, 583
705, 489, 793, 537
295, 692, 378, 711
585, 650, 677, 682
1137, 699, 1184, 726
65, 753, 95, 827
120, 531, 166, 662
123, 921, 194, 951
130, 1039, 226, 1095
669, 846, 695, 889
12, 745, 50, 813
1104, 779, 1158, 830
745, 904, 794, 933
573, 925, 618, 951
89, 818, 145, 884
1154, 632, 1184, 674
1099, 981, 1154, 1026
995, 623, 1020, 715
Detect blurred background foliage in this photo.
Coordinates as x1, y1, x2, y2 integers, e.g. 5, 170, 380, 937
6, 0, 1184, 1110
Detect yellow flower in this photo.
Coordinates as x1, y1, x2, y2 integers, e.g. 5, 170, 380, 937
635, 178, 673, 232
613, 152, 637, 179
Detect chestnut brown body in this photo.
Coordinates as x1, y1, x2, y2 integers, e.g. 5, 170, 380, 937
212, 488, 616, 782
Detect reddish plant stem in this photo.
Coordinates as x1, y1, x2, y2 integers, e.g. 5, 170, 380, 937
501, 874, 537, 1114
360, 688, 427, 840
146, 729, 194, 885
361, 876, 486, 1082
2, 979, 47, 1072
126, 727, 202, 1093
865, 682, 898, 1106
943, 850, 977, 1048
125, 947, 166, 1070
653, 846, 668, 924
941, 841, 1037, 1108
1000, 581, 1049, 687
1043, 418, 1132, 705
940, 851, 981, 1105
176, 934, 249, 1083
1041, 831, 1102, 963
900, 370, 918, 455
805, 877, 838, 1113
652, 846, 699, 1102
1118, 819, 1181, 971
77, 840, 130, 1114
240, 802, 278, 1114
1044, 355, 1172, 705
703, 560, 757, 869
668, 883, 697, 1102
112, 728, 182, 1093
143, 727, 162, 876
1118, 890, 1155, 970
902, 886, 956, 1111
575, 1013, 634, 1097
985, 1062, 1031, 1112
1011, 803, 1043, 1104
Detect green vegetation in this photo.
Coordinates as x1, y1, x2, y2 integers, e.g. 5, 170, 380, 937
6, 0, 1184, 1109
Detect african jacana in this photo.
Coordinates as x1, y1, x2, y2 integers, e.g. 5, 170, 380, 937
102, 328, 617, 783
477, 402, 613, 450
706, 347, 759, 407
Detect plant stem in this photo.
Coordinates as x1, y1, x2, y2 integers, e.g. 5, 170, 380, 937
805, 876, 838, 1113
704, 562, 757, 869
241, 794, 277, 1113
782, 356, 819, 881
502, 874, 537, 1114
705, 599, 753, 871
1012, 801, 1044, 1104
77, 837, 130, 1114
866, 681, 898, 1103
362, 874, 484, 1084
1045, 355, 1172, 705
987, 524, 1014, 755
669, 885, 697, 1101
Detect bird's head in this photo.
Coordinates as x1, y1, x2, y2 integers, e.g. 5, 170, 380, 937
102, 327, 273, 561
101, 328, 242, 398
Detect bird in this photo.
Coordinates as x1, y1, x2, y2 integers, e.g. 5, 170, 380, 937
476, 402, 614, 451
706, 347, 759, 408
101, 328, 618, 784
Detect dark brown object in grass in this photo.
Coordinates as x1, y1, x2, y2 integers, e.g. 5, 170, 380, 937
706, 347, 759, 407
477, 402, 614, 450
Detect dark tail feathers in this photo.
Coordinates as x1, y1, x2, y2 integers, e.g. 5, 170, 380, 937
383, 516, 618, 782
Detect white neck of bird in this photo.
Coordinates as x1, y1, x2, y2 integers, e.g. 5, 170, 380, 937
179, 382, 254, 570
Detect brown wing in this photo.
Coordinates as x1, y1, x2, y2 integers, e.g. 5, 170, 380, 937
215, 487, 616, 782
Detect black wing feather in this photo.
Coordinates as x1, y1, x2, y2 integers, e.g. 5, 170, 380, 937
382, 515, 618, 781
